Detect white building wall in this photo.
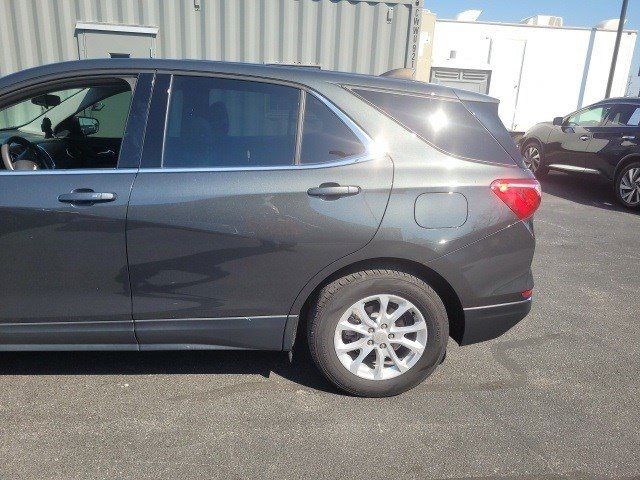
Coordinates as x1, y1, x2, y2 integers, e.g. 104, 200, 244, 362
430, 20, 637, 131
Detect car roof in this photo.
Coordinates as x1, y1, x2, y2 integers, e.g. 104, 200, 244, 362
0, 58, 498, 104
591, 97, 640, 106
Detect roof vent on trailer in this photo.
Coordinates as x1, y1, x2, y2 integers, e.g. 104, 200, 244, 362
455, 10, 482, 22
520, 15, 563, 27
597, 18, 624, 30
380, 68, 414, 79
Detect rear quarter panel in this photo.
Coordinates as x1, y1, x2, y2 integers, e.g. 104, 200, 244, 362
288, 83, 535, 312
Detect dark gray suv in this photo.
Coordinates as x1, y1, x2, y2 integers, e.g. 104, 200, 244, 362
0, 59, 540, 397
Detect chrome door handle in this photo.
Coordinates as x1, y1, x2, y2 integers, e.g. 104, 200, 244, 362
307, 184, 361, 199
621, 135, 635, 140
97, 149, 116, 156
579, 135, 590, 141
58, 190, 117, 205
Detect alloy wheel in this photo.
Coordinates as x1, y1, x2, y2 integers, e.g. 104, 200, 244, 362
333, 294, 428, 380
523, 145, 541, 172
619, 167, 640, 206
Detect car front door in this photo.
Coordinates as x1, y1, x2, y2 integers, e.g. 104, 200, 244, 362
545, 104, 609, 171
0, 73, 152, 349
126, 74, 393, 350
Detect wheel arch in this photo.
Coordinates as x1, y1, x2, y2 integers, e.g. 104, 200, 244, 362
521, 136, 544, 154
614, 153, 640, 181
284, 257, 465, 351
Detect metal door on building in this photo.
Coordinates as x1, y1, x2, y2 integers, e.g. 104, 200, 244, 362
76, 23, 157, 59
489, 39, 527, 131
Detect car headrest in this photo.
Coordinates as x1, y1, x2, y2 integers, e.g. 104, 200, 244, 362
210, 101, 229, 136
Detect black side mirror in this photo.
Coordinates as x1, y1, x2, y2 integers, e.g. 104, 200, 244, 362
552, 116, 564, 126
77, 116, 99, 136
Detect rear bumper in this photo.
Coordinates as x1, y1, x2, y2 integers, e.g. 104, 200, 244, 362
459, 298, 531, 346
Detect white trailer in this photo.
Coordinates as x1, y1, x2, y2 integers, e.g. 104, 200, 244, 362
420, 14, 637, 132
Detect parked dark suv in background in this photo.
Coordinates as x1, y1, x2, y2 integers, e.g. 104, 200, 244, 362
520, 97, 640, 208
0, 59, 540, 397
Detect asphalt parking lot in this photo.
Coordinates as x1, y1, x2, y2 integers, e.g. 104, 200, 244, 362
1, 172, 638, 480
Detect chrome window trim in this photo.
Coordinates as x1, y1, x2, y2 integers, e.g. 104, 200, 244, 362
155, 75, 377, 172
0, 82, 379, 175
136, 152, 375, 173
160, 74, 173, 168
0, 168, 138, 176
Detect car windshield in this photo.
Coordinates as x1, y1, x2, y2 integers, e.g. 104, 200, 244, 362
0, 88, 83, 131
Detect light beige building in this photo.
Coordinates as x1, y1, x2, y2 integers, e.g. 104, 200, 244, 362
415, 10, 436, 81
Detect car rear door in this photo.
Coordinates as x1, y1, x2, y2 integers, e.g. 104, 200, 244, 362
0, 73, 152, 348
126, 73, 392, 350
545, 104, 609, 171
587, 102, 640, 179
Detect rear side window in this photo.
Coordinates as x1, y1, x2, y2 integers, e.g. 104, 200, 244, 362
605, 104, 640, 126
353, 88, 516, 165
300, 95, 365, 164
164, 76, 300, 168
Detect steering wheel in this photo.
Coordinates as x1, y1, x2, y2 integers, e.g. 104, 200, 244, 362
1, 136, 53, 171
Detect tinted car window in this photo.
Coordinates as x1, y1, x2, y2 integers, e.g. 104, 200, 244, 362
605, 104, 640, 126
164, 76, 300, 168
354, 88, 512, 164
461, 99, 525, 167
568, 106, 608, 127
300, 95, 365, 164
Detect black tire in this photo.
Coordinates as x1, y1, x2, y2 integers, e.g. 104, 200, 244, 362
522, 140, 548, 177
615, 161, 640, 209
307, 269, 448, 397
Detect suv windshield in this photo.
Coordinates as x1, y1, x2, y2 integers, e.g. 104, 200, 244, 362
0, 88, 83, 131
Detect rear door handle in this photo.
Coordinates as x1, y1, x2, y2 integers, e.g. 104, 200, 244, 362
58, 190, 117, 205
307, 183, 361, 199
579, 135, 590, 141
621, 135, 635, 140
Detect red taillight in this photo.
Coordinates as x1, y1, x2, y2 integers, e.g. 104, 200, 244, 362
490, 178, 541, 220
521, 289, 533, 299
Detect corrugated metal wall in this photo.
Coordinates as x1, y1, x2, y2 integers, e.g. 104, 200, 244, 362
0, 0, 422, 76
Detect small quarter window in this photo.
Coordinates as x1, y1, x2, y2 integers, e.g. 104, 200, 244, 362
75, 90, 132, 138
164, 76, 300, 168
300, 94, 365, 164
